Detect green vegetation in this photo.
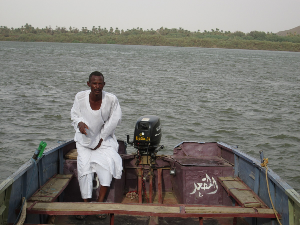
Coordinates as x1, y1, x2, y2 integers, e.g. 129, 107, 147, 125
1, 24, 300, 52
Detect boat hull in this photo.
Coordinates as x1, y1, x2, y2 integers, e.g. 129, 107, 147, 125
0, 140, 299, 225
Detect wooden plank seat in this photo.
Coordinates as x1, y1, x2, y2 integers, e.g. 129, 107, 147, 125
28, 174, 73, 202
65, 149, 78, 160
218, 176, 268, 208
25, 202, 279, 219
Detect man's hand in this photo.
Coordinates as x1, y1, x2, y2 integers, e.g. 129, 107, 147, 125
93, 138, 103, 150
78, 122, 89, 135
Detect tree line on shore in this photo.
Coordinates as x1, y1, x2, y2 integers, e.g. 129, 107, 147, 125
1, 24, 300, 52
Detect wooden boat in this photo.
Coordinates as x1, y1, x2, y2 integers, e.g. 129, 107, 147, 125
1, 116, 300, 225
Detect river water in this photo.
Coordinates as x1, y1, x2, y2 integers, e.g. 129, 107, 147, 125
0, 41, 299, 193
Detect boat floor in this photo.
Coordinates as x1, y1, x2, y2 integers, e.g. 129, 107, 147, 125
53, 192, 249, 225
54, 214, 249, 225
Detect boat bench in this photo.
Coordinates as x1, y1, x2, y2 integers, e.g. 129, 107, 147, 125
218, 176, 269, 208
28, 174, 73, 202
25, 202, 279, 225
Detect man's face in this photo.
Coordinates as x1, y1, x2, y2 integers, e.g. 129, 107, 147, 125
87, 75, 105, 96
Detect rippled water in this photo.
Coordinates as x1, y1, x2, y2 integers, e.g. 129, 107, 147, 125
0, 41, 299, 193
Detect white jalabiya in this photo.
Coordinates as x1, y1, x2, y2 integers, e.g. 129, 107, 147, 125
71, 90, 123, 198
76, 155, 112, 199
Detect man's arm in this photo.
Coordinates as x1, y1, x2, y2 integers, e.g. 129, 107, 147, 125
71, 94, 87, 134
99, 96, 122, 141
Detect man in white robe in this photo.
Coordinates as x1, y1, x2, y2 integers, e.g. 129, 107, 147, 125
71, 71, 122, 209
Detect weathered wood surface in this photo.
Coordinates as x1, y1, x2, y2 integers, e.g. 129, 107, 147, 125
65, 149, 77, 160
28, 174, 73, 202
218, 176, 266, 208
27, 202, 179, 214
25, 202, 278, 218
185, 206, 274, 214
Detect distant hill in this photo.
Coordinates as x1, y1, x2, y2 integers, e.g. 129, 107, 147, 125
277, 26, 300, 36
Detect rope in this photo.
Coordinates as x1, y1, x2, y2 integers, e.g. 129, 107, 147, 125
15, 197, 26, 225
261, 158, 282, 225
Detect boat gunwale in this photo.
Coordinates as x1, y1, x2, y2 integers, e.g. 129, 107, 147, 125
218, 142, 300, 208
0, 139, 73, 194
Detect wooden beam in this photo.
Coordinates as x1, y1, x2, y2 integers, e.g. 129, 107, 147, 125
110, 213, 114, 225
26, 202, 279, 219
149, 173, 153, 203
138, 168, 143, 203
28, 174, 73, 202
218, 176, 268, 208
157, 169, 162, 204
199, 217, 203, 225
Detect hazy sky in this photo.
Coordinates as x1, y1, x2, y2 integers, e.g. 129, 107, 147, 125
1, 0, 299, 33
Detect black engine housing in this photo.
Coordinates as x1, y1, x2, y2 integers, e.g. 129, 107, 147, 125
133, 115, 161, 152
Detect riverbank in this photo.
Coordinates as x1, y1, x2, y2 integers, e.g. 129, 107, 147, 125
1, 25, 300, 51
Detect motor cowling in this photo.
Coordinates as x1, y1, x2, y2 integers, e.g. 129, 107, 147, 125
133, 115, 162, 153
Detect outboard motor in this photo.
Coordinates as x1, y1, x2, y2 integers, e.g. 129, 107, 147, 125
127, 115, 163, 165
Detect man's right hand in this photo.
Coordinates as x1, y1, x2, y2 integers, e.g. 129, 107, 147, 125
78, 122, 89, 135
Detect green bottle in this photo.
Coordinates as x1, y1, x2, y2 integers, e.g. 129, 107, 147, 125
37, 141, 47, 159
32, 141, 47, 160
